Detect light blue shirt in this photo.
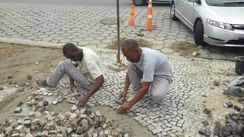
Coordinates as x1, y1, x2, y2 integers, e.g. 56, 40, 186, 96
131, 48, 172, 82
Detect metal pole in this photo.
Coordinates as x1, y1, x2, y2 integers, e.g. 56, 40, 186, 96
116, 0, 121, 64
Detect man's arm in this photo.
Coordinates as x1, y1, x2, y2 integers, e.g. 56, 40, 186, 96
86, 74, 104, 98
117, 81, 150, 113
129, 82, 150, 105
124, 73, 131, 92
118, 73, 130, 99
78, 74, 104, 107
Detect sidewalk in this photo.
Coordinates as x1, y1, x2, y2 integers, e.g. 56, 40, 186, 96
0, 3, 192, 50
0, 3, 243, 61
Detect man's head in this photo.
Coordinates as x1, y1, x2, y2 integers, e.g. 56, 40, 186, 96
63, 43, 83, 61
121, 39, 141, 63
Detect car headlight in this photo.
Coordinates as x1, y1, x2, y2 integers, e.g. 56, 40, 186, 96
207, 19, 233, 31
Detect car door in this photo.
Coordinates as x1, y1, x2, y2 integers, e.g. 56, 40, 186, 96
174, 0, 187, 22
183, 0, 196, 30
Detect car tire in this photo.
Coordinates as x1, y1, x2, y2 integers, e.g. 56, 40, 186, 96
170, 1, 178, 21
133, 0, 146, 6
194, 20, 205, 45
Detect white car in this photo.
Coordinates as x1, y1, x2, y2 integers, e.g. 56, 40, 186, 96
133, 0, 170, 6
170, 0, 244, 47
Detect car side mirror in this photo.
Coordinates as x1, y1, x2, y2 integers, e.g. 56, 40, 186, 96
193, 0, 201, 5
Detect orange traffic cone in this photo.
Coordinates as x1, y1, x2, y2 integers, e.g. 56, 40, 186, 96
128, 4, 135, 27
145, 0, 153, 31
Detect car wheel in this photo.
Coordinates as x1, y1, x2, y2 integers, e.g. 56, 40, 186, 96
194, 20, 205, 45
170, 1, 178, 21
133, 0, 146, 6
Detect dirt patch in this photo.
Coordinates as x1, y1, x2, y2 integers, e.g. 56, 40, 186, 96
170, 41, 198, 56
0, 42, 63, 123
106, 37, 152, 49
91, 106, 154, 137
203, 91, 238, 114
0, 42, 63, 85
107, 39, 200, 57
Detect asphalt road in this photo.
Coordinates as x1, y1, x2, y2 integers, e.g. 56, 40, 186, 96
0, 0, 131, 7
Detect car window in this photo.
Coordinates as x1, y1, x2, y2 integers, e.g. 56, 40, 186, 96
205, 0, 244, 6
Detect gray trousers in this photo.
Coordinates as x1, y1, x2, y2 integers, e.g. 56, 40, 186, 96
47, 60, 89, 89
128, 63, 170, 103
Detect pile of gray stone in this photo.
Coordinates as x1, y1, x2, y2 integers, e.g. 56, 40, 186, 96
224, 76, 244, 97
210, 78, 244, 137
213, 108, 244, 137
199, 104, 244, 137
0, 82, 129, 137
0, 105, 129, 137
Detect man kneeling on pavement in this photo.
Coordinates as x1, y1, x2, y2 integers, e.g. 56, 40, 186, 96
36, 43, 104, 107
117, 39, 172, 113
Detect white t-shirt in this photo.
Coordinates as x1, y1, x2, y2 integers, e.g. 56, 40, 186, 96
77, 47, 103, 81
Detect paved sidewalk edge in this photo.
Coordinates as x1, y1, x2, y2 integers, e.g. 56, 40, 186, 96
0, 37, 117, 53
0, 37, 231, 63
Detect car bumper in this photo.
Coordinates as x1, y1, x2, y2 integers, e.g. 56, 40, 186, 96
204, 24, 244, 47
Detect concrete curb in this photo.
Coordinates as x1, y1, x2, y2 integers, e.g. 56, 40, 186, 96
0, 37, 62, 49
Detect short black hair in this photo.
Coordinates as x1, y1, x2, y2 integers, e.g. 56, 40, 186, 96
122, 39, 139, 51
63, 43, 78, 55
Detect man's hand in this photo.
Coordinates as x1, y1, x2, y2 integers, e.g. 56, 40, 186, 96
77, 95, 89, 107
70, 82, 79, 93
118, 90, 128, 100
76, 75, 104, 107
117, 101, 133, 113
